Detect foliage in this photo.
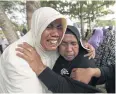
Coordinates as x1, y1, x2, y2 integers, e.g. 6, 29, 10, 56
0, 1, 26, 26
95, 20, 116, 27
41, 0, 115, 22
0, 1, 25, 14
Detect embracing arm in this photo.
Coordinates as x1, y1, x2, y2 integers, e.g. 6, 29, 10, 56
70, 64, 115, 85
0, 46, 43, 93
15, 42, 72, 93
38, 67, 101, 93
15, 42, 100, 93
38, 67, 72, 93
99, 64, 115, 81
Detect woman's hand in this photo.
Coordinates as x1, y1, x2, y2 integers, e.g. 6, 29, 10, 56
15, 42, 46, 75
71, 68, 93, 84
70, 68, 101, 84
82, 41, 95, 59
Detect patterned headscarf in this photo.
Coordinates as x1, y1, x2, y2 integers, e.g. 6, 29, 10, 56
95, 30, 115, 67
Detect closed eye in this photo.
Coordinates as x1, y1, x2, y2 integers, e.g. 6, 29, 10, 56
57, 24, 63, 29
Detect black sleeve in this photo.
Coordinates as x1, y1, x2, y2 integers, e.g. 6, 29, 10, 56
99, 64, 115, 81
38, 67, 72, 93
38, 67, 101, 93
99, 64, 115, 93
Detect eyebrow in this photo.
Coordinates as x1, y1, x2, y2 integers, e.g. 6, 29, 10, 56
61, 41, 67, 43
57, 24, 62, 26
62, 41, 77, 43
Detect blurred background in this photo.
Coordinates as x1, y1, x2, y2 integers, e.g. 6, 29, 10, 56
0, 0, 115, 52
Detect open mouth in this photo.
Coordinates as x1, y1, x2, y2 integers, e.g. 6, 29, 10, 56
47, 40, 58, 46
50, 40, 58, 44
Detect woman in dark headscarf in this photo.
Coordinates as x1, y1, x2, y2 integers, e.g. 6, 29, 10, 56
53, 25, 98, 86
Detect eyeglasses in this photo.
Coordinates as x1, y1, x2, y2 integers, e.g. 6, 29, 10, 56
47, 22, 63, 30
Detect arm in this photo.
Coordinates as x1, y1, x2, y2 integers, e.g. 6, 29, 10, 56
70, 68, 101, 84
38, 67, 72, 93
38, 67, 101, 93
100, 64, 115, 93
16, 42, 72, 93
15, 42, 101, 93
99, 64, 115, 81
1, 45, 43, 93
70, 64, 115, 84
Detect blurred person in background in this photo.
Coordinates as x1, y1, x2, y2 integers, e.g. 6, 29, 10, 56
88, 29, 104, 51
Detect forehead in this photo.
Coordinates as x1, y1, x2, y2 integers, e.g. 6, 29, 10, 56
63, 34, 77, 42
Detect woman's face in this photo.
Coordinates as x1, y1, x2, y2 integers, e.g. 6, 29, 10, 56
41, 19, 63, 51
59, 34, 79, 61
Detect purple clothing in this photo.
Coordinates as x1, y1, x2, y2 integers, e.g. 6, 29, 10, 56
88, 29, 103, 50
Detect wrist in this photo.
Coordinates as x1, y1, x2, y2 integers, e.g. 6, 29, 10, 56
36, 64, 47, 76
92, 68, 101, 77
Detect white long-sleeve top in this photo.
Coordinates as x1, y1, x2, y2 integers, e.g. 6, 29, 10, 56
0, 7, 67, 93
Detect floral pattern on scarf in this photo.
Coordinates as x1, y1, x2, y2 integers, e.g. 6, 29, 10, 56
95, 30, 115, 67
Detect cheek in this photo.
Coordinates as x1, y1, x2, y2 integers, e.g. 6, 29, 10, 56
59, 46, 65, 55
40, 38, 45, 49
40, 33, 48, 48
74, 46, 79, 56
59, 31, 63, 37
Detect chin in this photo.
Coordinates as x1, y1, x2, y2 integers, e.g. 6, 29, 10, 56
65, 58, 74, 61
45, 47, 57, 51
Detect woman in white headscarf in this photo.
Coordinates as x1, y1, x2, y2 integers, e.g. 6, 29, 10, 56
0, 7, 67, 93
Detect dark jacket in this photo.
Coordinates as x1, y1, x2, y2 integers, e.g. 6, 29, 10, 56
53, 46, 98, 86
53, 26, 98, 86
38, 67, 101, 93
99, 64, 115, 93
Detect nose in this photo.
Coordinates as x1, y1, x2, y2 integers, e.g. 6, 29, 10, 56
51, 28, 60, 37
66, 44, 72, 52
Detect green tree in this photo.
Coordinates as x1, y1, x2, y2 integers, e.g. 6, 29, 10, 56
0, 1, 19, 43
26, 1, 40, 30
0, 1, 40, 43
96, 20, 116, 26
40, 0, 115, 37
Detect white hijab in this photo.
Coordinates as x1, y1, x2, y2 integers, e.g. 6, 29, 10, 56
0, 7, 67, 93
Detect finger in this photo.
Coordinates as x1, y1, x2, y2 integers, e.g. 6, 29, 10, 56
17, 43, 34, 53
23, 42, 35, 52
16, 47, 31, 58
83, 44, 88, 48
84, 54, 91, 59
84, 53, 90, 57
87, 49, 94, 53
88, 52, 94, 59
89, 55, 92, 60
89, 51, 95, 59
17, 44, 28, 51
16, 52, 30, 62
84, 52, 94, 58
86, 44, 94, 51
93, 54, 95, 58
